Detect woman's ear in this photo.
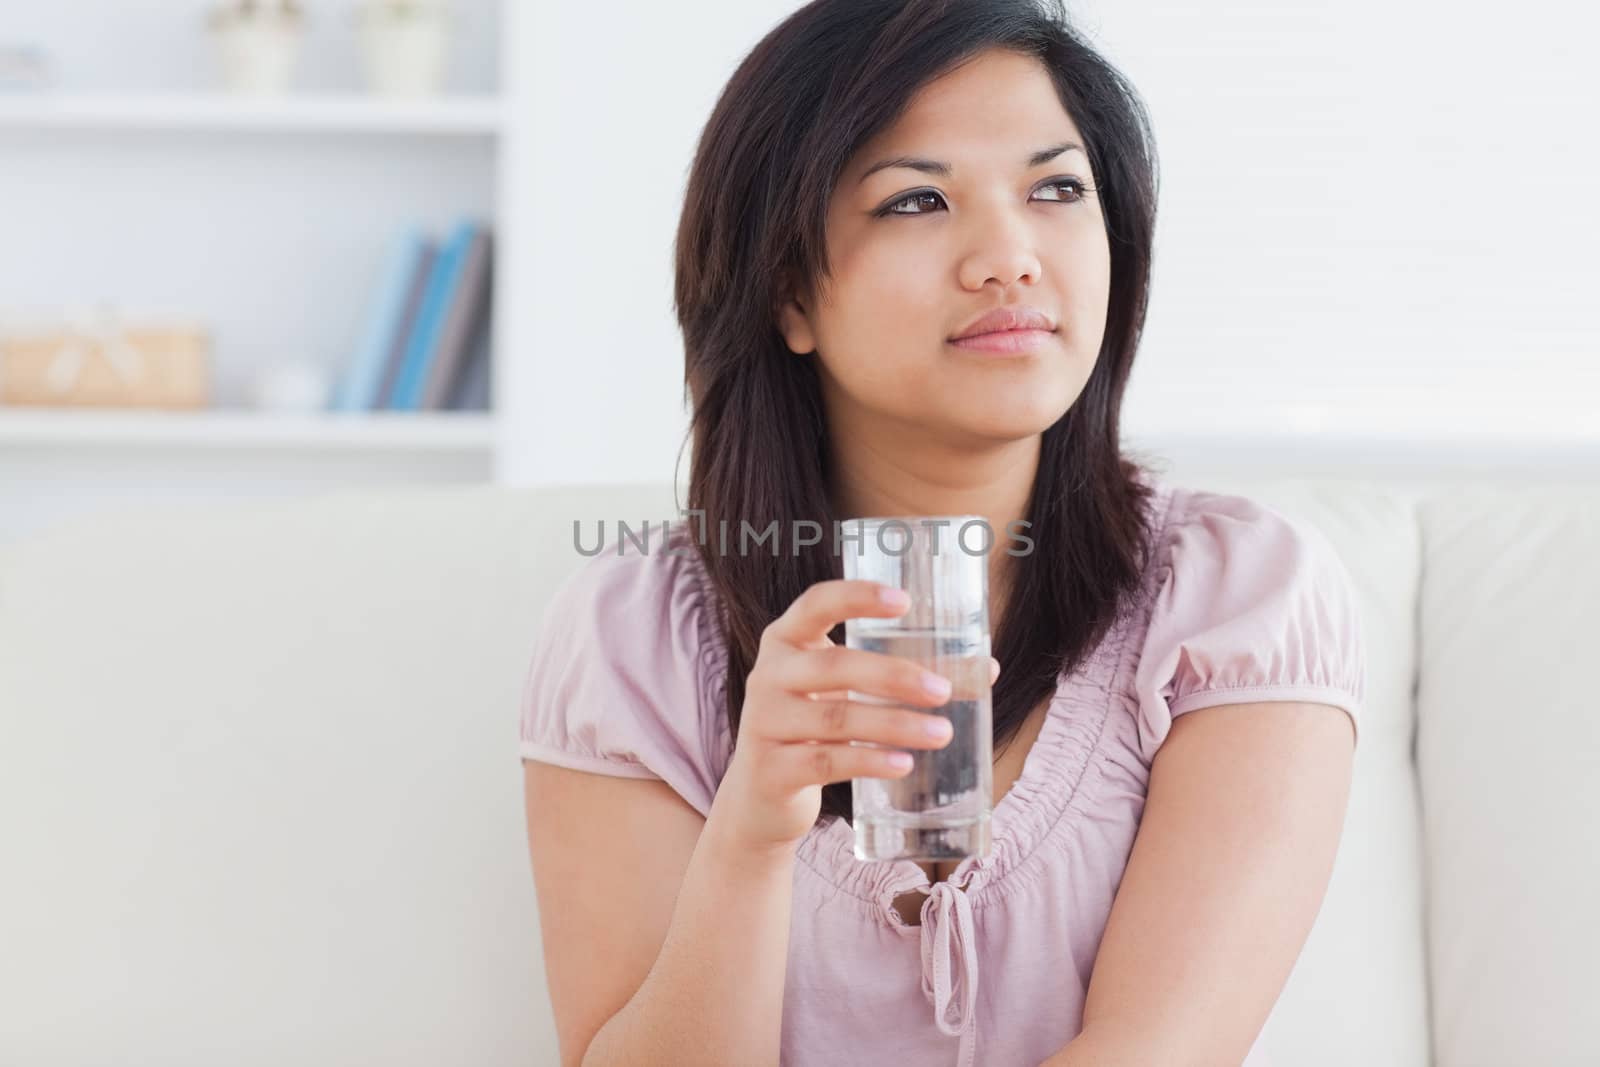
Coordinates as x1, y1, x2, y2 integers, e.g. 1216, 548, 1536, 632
775, 275, 818, 356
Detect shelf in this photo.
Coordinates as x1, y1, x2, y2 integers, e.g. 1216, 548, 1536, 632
0, 409, 496, 451
0, 93, 503, 136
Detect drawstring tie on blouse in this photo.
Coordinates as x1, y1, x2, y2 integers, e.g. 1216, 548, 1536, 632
919, 879, 978, 1067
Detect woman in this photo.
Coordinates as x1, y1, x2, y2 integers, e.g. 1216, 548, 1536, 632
520, 1, 1365, 1064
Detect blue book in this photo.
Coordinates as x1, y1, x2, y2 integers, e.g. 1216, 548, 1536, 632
387, 220, 477, 411
330, 226, 430, 412
372, 239, 437, 411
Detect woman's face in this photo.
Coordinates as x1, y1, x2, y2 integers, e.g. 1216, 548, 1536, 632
778, 48, 1111, 447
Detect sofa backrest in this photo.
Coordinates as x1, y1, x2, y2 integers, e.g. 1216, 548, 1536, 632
2, 476, 1593, 1064
0, 483, 679, 1065
1412, 486, 1600, 1066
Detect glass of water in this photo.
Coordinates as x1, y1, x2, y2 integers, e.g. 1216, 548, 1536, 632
842, 516, 993, 863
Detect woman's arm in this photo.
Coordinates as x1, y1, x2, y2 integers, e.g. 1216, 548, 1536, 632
524, 761, 795, 1067
1043, 700, 1356, 1067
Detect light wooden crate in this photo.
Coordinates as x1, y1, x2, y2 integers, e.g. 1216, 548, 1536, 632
0, 324, 211, 409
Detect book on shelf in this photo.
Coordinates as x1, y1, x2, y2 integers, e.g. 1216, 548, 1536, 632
387, 219, 479, 411
330, 225, 432, 412
445, 294, 492, 411
374, 237, 437, 410
329, 217, 493, 414
421, 226, 492, 409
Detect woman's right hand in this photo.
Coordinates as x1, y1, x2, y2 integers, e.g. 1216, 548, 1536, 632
706, 578, 990, 858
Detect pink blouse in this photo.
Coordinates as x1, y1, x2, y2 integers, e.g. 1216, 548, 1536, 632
519, 481, 1366, 1067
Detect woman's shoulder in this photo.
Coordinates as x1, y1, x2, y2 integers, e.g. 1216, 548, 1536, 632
519, 518, 730, 815
1127, 476, 1367, 760
552, 517, 717, 621
540, 517, 727, 713
1142, 479, 1348, 580
1134, 476, 1361, 635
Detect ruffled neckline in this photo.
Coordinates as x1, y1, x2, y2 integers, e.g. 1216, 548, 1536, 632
792, 598, 1144, 922
673, 483, 1182, 924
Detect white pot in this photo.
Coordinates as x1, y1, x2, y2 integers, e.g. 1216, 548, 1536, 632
358, 9, 452, 97
250, 359, 332, 412
210, 18, 304, 95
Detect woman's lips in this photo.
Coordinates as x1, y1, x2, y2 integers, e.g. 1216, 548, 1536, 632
947, 328, 1055, 354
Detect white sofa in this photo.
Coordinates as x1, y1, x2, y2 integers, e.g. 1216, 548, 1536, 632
2, 476, 1597, 1066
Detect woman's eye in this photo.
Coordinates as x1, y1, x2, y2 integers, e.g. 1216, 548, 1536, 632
880, 179, 1090, 217
883, 191, 947, 216
1034, 178, 1089, 203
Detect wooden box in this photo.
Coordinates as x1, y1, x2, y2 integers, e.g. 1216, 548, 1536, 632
0, 323, 212, 409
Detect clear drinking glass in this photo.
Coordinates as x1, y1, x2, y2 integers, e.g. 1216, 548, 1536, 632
842, 516, 993, 863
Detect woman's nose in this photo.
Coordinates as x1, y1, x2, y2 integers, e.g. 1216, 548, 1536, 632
956, 204, 1042, 290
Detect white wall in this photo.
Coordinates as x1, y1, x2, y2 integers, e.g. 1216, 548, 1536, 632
1086, 0, 1600, 432
501, 0, 1600, 487
500, 0, 792, 486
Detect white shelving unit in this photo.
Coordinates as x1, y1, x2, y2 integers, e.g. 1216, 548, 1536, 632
0, 409, 496, 451
0, 92, 503, 135
0, 1, 516, 545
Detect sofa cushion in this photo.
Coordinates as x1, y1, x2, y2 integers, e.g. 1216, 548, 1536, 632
0, 483, 676, 1065
1416, 485, 1600, 1066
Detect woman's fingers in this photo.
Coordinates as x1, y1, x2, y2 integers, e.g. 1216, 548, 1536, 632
765, 740, 918, 788
762, 579, 908, 649
771, 644, 952, 706
807, 655, 998, 696
763, 694, 953, 748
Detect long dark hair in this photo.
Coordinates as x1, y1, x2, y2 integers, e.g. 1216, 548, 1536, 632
673, 0, 1163, 824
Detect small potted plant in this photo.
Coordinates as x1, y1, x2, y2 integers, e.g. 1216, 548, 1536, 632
355, 0, 455, 97
206, 0, 307, 95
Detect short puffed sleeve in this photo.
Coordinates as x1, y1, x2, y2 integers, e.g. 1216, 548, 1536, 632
1131, 489, 1367, 764
518, 527, 729, 817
